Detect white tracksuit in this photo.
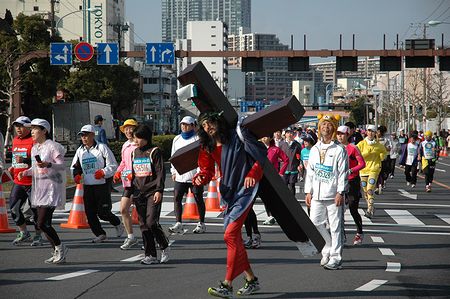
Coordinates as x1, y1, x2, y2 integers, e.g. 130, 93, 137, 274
305, 140, 348, 264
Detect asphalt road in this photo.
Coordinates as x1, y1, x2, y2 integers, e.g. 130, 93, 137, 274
1, 157, 450, 298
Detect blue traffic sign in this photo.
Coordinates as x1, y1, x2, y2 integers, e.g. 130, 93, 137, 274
50, 43, 72, 65
97, 43, 119, 65
146, 43, 175, 65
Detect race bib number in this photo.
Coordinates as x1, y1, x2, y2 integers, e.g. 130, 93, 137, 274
133, 157, 152, 177
315, 163, 334, 183
12, 151, 28, 168
408, 147, 417, 156
423, 143, 434, 159
82, 157, 98, 174
121, 170, 132, 181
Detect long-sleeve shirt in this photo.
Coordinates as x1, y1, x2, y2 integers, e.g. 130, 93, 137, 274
22, 139, 66, 209
345, 143, 366, 180
71, 141, 118, 185
280, 140, 302, 173
11, 134, 34, 186
131, 145, 165, 196
94, 125, 108, 145
304, 140, 348, 200
116, 140, 137, 187
267, 145, 289, 175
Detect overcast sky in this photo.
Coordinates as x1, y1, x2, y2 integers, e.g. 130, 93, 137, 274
125, 0, 450, 52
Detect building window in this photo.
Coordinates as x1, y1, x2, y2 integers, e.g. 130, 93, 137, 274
79, 5, 82, 10
211, 44, 216, 47
211, 62, 216, 64
211, 35, 216, 37
211, 26, 216, 28
33, 6, 39, 11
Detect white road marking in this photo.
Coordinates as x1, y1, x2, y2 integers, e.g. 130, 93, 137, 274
385, 210, 425, 226
437, 161, 450, 167
371, 236, 384, 243
344, 208, 373, 224
121, 254, 145, 262
46, 269, 99, 281
379, 248, 395, 256
435, 168, 446, 172
346, 227, 450, 236
376, 202, 450, 208
386, 262, 401, 272
398, 189, 417, 200
355, 279, 388, 291
436, 214, 450, 225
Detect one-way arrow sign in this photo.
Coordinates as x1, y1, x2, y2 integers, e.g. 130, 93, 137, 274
50, 43, 72, 65
146, 43, 174, 65
97, 43, 119, 65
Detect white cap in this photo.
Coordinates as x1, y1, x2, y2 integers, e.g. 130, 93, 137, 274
337, 125, 350, 134
77, 124, 95, 135
366, 124, 377, 131
12, 116, 31, 126
24, 118, 50, 132
180, 116, 196, 125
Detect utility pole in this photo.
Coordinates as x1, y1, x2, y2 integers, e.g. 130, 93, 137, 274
422, 23, 428, 131
110, 14, 129, 52
50, 0, 57, 37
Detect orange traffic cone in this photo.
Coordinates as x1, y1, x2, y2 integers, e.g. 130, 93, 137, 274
205, 179, 221, 212
440, 147, 448, 157
182, 188, 200, 221
0, 184, 15, 233
61, 184, 90, 229
132, 205, 139, 224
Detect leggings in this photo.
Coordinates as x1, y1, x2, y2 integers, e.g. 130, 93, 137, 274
33, 206, 60, 248
360, 172, 379, 213
423, 160, 436, 185
244, 208, 259, 238
173, 182, 205, 222
224, 204, 253, 282
9, 184, 34, 227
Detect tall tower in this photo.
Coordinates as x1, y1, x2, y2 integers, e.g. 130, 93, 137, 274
161, 0, 250, 42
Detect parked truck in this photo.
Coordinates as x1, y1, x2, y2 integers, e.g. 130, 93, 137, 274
52, 101, 114, 152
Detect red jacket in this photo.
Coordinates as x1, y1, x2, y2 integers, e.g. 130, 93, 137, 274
267, 145, 289, 175
11, 135, 33, 185
346, 143, 366, 180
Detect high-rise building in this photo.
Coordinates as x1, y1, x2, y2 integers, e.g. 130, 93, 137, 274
1, 0, 131, 48
161, 0, 250, 42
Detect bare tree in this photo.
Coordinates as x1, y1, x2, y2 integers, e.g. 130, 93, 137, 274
428, 71, 450, 132
404, 69, 431, 131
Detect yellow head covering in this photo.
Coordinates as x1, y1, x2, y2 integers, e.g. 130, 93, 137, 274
424, 130, 432, 137
317, 113, 341, 140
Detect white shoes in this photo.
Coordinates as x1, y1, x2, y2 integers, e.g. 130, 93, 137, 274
168, 222, 185, 234
160, 248, 170, 264
120, 237, 139, 250
193, 222, 206, 234
52, 244, 69, 264
140, 256, 158, 265
320, 256, 330, 267
92, 234, 107, 243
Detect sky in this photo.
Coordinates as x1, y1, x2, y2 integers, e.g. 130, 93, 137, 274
125, 0, 450, 55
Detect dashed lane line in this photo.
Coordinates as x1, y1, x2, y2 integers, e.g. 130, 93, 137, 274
46, 269, 99, 281
355, 279, 388, 291
371, 236, 384, 243
386, 262, 401, 272
379, 248, 395, 256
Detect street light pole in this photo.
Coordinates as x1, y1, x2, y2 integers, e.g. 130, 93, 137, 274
55, 8, 100, 40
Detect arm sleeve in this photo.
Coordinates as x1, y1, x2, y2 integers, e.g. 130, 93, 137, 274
102, 145, 118, 178
193, 148, 215, 185
304, 149, 315, 194
337, 148, 348, 193
246, 161, 263, 182
170, 136, 178, 175
50, 143, 66, 171
70, 150, 83, 177
100, 129, 108, 145
379, 145, 387, 161
278, 148, 289, 175
351, 146, 366, 173
152, 148, 165, 193
116, 145, 126, 173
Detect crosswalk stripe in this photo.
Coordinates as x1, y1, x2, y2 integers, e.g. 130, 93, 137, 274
121, 254, 145, 262
386, 262, 401, 272
371, 236, 384, 243
379, 248, 395, 256
46, 269, 99, 281
385, 210, 425, 226
435, 214, 450, 225
355, 279, 388, 291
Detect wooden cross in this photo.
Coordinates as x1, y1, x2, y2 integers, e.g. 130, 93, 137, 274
170, 61, 325, 252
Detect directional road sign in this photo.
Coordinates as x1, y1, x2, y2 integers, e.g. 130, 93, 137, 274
97, 43, 119, 65
146, 43, 175, 65
50, 43, 72, 65
74, 42, 94, 62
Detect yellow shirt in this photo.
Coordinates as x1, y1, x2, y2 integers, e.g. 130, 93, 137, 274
357, 138, 387, 175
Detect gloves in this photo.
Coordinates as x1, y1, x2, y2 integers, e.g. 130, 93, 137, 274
94, 169, 105, 180
126, 173, 133, 182
113, 171, 121, 183
74, 174, 82, 185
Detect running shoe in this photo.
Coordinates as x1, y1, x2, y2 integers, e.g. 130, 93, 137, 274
31, 235, 43, 246
426, 184, 432, 192
160, 248, 169, 264
237, 277, 260, 296
140, 256, 158, 265
389, 175, 394, 179
320, 256, 330, 266
44, 250, 56, 264
252, 233, 261, 249
120, 237, 139, 250
168, 222, 184, 234
364, 210, 373, 219
411, 184, 416, 188
193, 222, 206, 234
115, 224, 124, 237
406, 182, 410, 186
353, 233, 363, 245
208, 281, 233, 299
92, 234, 107, 243
324, 260, 342, 270
262, 216, 276, 225
53, 244, 68, 264
12, 231, 31, 245
244, 237, 253, 249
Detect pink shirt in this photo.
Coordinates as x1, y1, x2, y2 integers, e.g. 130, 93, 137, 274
117, 140, 137, 187
345, 143, 366, 180
267, 145, 289, 175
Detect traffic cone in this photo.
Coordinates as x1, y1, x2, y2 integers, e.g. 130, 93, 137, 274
132, 205, 139, 224
61, 184, 90, 229
182, 188, 200, 221
440, 147, 448, 157
0, 184, 15, 233
205, 179, 221, 212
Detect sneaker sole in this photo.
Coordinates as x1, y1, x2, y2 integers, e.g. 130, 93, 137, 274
207, 288, 232, 299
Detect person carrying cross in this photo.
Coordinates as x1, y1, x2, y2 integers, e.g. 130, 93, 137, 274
193, 111, 264, 298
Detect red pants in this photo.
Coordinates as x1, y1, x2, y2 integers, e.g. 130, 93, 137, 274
224, 204, 253, 281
